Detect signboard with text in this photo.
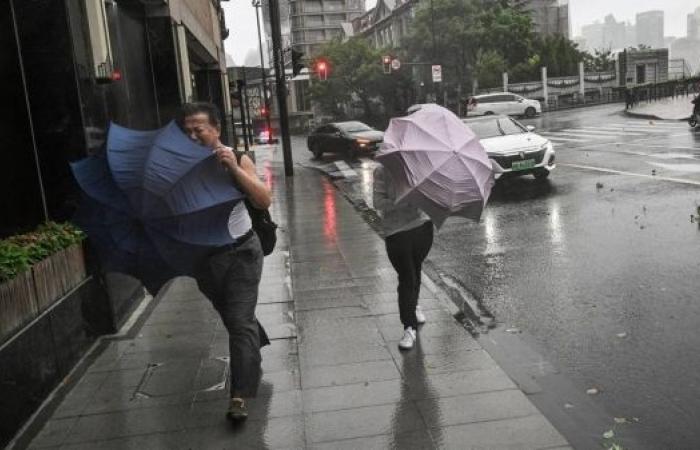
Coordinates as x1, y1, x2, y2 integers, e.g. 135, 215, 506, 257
432, 65, 442, 83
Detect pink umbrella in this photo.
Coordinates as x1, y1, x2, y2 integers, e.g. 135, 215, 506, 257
376, 104, 494, 227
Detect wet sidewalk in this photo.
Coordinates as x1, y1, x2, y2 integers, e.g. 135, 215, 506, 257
19, 145, 571, 449
626, 93, 697, 120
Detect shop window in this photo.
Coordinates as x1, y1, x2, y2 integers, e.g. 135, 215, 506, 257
84, 0, 113, 81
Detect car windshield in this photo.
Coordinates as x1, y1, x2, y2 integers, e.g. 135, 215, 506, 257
464, 117, 526, 139
336, 121, 373, 132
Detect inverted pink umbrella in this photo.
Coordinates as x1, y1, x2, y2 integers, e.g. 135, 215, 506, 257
376, 104, 494, 227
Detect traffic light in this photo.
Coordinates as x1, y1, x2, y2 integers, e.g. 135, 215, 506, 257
291, 48, 304, 77
260, 105, 268, 117
316, 59, 329, 81
382, 55, 391, 74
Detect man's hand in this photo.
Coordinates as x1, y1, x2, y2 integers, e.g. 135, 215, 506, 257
214, 146, 238, 172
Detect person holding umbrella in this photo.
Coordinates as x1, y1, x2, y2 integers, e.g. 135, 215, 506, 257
177, 102, 272, 422
374, 104, 494, 350
374, 165, 433, 350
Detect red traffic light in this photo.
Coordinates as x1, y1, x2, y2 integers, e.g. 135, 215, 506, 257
383, 55, 391, 64
260, 106, 268, 116
315, 59, 330, 81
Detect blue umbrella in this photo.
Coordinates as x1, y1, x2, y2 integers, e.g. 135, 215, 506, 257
70, 121, 245, 294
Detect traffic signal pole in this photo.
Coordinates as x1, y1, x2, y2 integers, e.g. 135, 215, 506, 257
268, 0, 294, 176
253, 0, 272, 142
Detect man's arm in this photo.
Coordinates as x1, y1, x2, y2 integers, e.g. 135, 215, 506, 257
215, 148, 272, 209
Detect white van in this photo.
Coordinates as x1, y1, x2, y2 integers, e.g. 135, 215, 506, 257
467, 93, 541, 118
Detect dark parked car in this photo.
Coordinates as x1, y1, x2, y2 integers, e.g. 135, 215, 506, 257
307, 121, 384, 159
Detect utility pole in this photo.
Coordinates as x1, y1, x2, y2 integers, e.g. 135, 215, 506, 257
268, 0, 294, 176
236, 79, 250, 152
252, 0, 272, 141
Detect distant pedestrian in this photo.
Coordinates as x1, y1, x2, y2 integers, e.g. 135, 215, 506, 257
625, 89, 633, 109
373, 164, 433, 350
177, 102, 272, 422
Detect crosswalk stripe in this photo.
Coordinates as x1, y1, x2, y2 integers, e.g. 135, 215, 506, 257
541, 132, 612, 140
334, 161, 358, 178
560, 128, 646, 136
581, 126, 669, 134
545, 136, 587, 142
620, 122, 687, 129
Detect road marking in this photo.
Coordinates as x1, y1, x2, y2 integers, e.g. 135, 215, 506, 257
545, 136, 587, 142
583, 126, 669, 134
560, 128, 646, 136
561, 163, 700, 186
334, 160, 358, 178
620, 122, 688, 129
541, 132, 611, 140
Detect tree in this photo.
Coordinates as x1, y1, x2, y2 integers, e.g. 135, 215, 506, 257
403, 0, 534, 94
307, 38, 414, 126
583, 48, 615, 72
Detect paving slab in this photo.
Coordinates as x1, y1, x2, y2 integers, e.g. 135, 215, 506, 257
18, 145, 571, 450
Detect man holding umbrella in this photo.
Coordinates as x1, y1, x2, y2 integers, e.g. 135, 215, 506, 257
177, 102, 272, 422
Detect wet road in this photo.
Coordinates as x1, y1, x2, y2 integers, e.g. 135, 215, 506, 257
291, 104, 700, 449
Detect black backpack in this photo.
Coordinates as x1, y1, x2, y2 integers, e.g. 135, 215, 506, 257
233, 151, 278, 256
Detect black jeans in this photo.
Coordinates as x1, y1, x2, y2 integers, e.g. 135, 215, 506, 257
385, 221, 434, 329
194, 234, 268, 398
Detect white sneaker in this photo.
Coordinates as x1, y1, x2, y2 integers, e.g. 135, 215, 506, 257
398, 327, 416, 350
415, 306, 426, 325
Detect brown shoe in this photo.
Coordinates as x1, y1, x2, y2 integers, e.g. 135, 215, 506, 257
227, 397, 248, 422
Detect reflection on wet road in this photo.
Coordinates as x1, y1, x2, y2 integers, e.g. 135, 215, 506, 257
297, 104, 700, 448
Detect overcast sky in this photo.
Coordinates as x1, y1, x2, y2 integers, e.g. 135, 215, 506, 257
222, 0, 697, 66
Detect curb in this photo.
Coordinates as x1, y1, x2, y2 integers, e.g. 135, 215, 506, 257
623, 109, 690, 122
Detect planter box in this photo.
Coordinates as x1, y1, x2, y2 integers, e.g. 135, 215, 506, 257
33, 243, 86, 312
0, 271, 38, 344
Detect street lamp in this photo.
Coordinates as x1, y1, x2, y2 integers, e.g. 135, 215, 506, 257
252, 0, 272, 142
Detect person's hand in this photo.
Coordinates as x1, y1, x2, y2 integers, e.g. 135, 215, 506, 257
213, 146, 238, 172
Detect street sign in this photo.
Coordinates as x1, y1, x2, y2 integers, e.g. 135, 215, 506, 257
391, 59, 401, 71
432, 65, 442, 83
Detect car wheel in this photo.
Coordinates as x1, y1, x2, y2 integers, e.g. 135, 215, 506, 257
311, 144, 323, 159
484, 111, 495, 115
533, 169, 550, 180
525, 107, 536, 118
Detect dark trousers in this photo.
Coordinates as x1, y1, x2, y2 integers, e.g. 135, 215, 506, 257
194, 234, 268, 398
385, 221, 434, 329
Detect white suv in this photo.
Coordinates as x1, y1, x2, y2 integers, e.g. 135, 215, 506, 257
467, 93, 541, 118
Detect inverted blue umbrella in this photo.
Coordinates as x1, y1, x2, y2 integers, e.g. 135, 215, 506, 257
70, 121, 246, 294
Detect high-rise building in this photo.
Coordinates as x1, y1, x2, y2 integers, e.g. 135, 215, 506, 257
513, 0, 570, 38
688, 6, 700, 40
581, 15, 626, 52
288, 0, 365, 56
636, 10, 664, 48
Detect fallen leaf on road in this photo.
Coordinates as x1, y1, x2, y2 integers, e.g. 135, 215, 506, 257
564, 403, 575, 409
603, 430, 615, 439
505, 328, 521, 334
616, 332, 628, 338
587, 387, 600, 395
614, 417, 627, 424
596, 182, 604, 189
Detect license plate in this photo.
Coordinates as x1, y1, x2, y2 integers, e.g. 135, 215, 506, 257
511, 159, 535, 171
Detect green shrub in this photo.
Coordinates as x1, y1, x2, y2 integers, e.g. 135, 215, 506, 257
0, 222, 84, 282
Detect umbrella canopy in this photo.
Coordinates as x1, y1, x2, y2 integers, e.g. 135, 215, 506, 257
70, 121, 244, 294
376, 104, 494, 227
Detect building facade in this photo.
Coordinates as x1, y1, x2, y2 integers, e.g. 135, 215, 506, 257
581, 15, 627, 52
688, 7, 700, 40
348, 0, 416, 49
636, 10, 664, 49
289, 0, 365, 56
1, 1, 230, 445
520, 0, 570, 38
618, 48, 669, 86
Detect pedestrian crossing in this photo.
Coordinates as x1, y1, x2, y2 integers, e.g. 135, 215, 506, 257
539, 121, 689, 145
